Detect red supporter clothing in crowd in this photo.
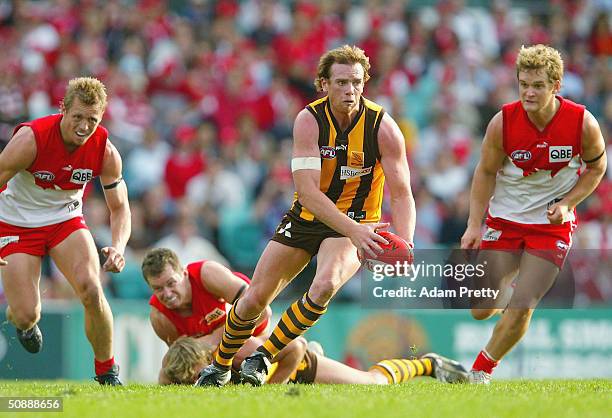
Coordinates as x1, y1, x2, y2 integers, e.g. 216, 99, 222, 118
149, 261, 268, 338
163, 150, 205, 199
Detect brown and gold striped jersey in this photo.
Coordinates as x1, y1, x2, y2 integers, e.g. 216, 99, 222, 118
290, 96, 386, 223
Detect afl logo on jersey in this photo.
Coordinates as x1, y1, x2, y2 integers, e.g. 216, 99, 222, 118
70, 168, 93, 184
320, 146, 336, 159
33, 171, 55, 182
511, 150, 532, 162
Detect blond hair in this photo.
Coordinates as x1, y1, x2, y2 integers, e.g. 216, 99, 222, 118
314, 45, 371, 92
62, 77, 108, 111
163, 336, 215, 384
141, 248, 182, 284
516, 44, 564, 84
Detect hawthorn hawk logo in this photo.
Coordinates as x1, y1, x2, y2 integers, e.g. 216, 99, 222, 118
278, 222, 292, 238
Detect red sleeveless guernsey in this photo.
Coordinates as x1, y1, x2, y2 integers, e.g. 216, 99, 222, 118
149, 261, 267, 337
0, 114, 108, 227
488, 96, 584, 224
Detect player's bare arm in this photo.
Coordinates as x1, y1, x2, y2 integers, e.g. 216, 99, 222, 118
200, 261, 250, 304
100, 140, 131, 272
547, 110, 607, 224
200, 262, 272, 327
150, 307, 180, 346
292, 109, 388, 257
461, 112, 506, 249
266, 337, 307, 384
0, 127, 37, 265
377, 113, 416, 243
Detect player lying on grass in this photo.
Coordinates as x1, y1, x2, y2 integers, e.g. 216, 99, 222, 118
163, 335, 469, 385
141, 248, 307, 384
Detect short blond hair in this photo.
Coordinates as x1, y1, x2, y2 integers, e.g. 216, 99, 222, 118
516, 44, 564, 84
163, 336, 215, 384
62, 77, 107, 111
314, 45, 371, 92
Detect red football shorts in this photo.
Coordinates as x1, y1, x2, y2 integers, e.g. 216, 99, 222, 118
0, 216, 89, 258
480, 216, 575, 268
253, 318, 270, 337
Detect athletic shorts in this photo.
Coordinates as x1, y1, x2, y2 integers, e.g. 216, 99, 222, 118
480, 216, 575, 268
288, 348, 319, 384
0, 216, 89, 258
271, 211, 344, 256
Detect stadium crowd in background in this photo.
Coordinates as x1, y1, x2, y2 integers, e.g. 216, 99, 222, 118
0, 0, 609, 303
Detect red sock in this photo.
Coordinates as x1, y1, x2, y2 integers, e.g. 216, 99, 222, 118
472, 350, 499, 374
95, 357, 115, 376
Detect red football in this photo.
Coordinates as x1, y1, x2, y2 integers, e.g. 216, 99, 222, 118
358, 231, 414, 271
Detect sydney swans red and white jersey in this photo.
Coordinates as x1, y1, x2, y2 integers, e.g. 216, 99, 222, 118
0, 114, 107, 227
489, 96, 584, 224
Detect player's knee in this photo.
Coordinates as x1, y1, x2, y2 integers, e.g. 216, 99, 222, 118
237, 289, 267, 318
11, 306, 41, 330
294, 337, 307, 354
308, 288, 333, 306
308, 278, 339, 305
471, 308, 498, 321
76, 281, 105, 309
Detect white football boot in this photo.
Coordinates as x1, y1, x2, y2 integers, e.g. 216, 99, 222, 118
468, 370, 492, 385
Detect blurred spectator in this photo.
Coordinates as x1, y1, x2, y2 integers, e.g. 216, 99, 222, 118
437, 190, 470, 246
1, 0, 608, 303
140, 184, 173, 244
153, 210, 229, 266
0, 70, 27, 145
415, 111, 472, 172
186, 155, 247, 237
125, 126, 171, 198
164, 124, 207, 200
425, 151, 470, 202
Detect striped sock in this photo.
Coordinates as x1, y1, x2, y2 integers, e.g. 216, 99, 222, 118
369, 358, 433, 384
259, 293, 327, 359
214, 302, 259, 369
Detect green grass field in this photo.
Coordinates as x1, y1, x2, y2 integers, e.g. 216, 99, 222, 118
0, 379, 610, 418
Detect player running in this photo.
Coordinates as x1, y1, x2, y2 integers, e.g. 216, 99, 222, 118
0, 77, 131, 385
461, 45, 607, 384
198, 44, 416, 387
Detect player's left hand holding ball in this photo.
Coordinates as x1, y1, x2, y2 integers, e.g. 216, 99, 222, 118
101, 247, 125, 273
358, 231, 414, 272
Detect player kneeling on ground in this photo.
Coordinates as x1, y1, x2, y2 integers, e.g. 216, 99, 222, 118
142, 248, 306, 384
